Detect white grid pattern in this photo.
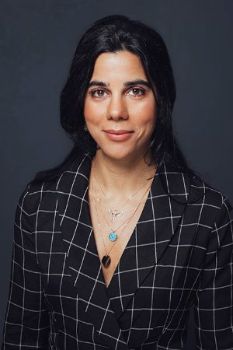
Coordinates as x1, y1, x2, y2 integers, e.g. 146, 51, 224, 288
2, 154, 233, 349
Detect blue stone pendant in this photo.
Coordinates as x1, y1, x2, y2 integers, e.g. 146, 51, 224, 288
108, 231, 118, 242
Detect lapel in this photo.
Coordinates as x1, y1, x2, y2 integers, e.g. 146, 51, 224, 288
57, 153, 196, 346
107, 161, 193, 323
57, 154, 129, 348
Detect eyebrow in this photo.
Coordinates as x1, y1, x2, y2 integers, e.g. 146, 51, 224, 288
87, 79, 152, 89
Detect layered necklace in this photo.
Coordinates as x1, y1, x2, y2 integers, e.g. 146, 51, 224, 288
89, 173, 154, 268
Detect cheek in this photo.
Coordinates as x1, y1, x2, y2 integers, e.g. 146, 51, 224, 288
84, 101, 105, 125
83, 100, 93, 122
131, 96, 156, 114
131, 102, 157, 128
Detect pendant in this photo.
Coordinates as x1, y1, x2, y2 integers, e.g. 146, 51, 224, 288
109, 209, 122, 222
102, 255, 111, 268
108, 231, 118, 242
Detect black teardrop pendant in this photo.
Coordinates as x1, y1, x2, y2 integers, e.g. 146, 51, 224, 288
102, 255, 111, 268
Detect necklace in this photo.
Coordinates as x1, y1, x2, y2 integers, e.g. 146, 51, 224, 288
90, 177, 152, 243
90, 182, 152, 268
92, 172, 155, 224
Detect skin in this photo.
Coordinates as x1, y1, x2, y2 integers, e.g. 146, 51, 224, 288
84, 51, 157, 168
84, 51, 158, 285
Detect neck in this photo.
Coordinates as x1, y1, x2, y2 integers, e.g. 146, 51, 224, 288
91, 150, 156, 197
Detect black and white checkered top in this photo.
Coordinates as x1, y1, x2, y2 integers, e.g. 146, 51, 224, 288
2, 154, 233, 349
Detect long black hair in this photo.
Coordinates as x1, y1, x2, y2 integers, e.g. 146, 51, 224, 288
32, 15, 195, 184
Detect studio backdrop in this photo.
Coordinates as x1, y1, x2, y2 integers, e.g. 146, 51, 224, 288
1, 1, 233, 348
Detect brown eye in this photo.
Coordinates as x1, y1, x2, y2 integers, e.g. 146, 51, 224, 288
128, 87, 145, 97
90, 89, 107, 98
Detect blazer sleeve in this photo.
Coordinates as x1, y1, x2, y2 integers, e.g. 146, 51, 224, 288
1, 185, 50, 349
194, 198, 233, 349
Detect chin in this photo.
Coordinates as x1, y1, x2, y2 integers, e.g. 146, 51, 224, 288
100, 152, 130, 161
97, 147, 145, 163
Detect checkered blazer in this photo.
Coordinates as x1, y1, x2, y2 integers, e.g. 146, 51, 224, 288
2, 154, 233, 350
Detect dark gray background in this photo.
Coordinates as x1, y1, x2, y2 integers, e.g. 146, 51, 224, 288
1, 1, 233, 348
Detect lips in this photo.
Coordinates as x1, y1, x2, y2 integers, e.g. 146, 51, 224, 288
103, 129, 133, 135
103, 129, 134, 141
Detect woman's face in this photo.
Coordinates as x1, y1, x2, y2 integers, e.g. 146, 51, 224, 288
83, 50, 157, 163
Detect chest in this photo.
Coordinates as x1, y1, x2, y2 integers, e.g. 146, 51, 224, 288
36, 179, 211, 309
89, 197, 147, 287
38, 203, 208, 301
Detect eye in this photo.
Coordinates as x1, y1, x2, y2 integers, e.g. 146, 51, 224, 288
127, 87, 146, 97
89, 89, 107, 98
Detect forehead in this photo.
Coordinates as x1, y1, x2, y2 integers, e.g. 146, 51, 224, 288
90, 51, 147, 80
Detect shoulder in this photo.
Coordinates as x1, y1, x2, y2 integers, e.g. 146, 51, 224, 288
162, 161, 232, 214
184, 172, 232, 232
18, 153, 91, 215
188, 173, 232, 211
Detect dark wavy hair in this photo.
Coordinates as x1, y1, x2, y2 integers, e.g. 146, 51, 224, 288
33, 15, 194, 184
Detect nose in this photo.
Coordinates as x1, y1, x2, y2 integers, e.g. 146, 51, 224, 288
107, 94, 128, 121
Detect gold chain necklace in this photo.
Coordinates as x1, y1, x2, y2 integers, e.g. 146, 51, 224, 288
92, 172, 155, 223
90, 182, 152, 268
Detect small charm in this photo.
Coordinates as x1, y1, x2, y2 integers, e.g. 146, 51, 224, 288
109, 209, 122, 221
102, 255, 111, 268
108, 231, 118, 242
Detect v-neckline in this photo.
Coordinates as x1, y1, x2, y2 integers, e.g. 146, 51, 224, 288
86, 177, 155, 290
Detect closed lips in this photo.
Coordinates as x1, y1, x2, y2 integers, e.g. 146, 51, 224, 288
103, 130, 134, 134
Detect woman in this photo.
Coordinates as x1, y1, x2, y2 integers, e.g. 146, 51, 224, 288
2, 15, 233, 350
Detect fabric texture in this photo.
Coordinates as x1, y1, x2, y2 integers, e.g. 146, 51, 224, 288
2, 154, 233, 349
